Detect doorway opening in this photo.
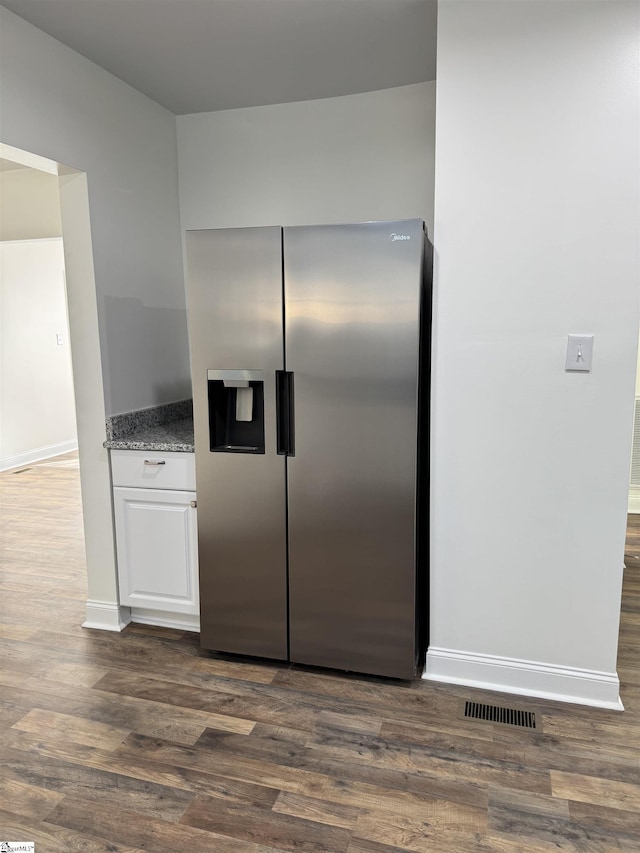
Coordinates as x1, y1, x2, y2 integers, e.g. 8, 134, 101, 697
0, 163, 77, 472
0, 142, 121, 631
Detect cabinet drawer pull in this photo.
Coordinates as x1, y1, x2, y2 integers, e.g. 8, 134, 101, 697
190, 500, 197, 508
144, 459, 166, 466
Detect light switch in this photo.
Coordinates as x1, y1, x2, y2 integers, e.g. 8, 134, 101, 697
565, 334, 593, 372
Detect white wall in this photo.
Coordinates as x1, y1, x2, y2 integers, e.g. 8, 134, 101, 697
629, 331, 640, 513
0, 7, 191, 626
0, 6, 190, 416
0, 168, 72, 470
0, 168, 62, 241
59, 171, 126, 625
428, 0, 639, 708
177, 82, 435, 236
0, 238, 77, 469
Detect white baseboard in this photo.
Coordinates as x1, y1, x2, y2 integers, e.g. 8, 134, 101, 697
424, 646, 623, 711
83, 600, 131, 632
628, 488, 640, 514
130, 608, 200, 632
1, 439, 79, 472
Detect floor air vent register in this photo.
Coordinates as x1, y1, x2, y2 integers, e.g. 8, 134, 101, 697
462, 700, 538, 730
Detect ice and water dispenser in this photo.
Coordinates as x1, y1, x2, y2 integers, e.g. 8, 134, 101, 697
207, 369, 265, 454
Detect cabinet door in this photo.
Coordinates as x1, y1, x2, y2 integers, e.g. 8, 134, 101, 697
114, 487, 199, 614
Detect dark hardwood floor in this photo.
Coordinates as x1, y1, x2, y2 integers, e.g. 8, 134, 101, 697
1, 453, 639, 851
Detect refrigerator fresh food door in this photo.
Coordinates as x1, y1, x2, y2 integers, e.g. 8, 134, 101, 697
185, 227, 288, 659
284, 220, 424, 678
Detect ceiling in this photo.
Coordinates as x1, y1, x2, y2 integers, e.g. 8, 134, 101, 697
1, 0, 438, 116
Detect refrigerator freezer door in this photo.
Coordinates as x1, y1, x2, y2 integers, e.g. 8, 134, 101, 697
185, 227, 288, 659
284, 220, 424, 679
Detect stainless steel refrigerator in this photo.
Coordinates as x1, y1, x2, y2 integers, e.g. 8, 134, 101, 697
185, 219, 430, 679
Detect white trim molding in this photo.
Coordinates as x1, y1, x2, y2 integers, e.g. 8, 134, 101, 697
628, 485, 640, 514
83, 600, 131, 632
1, 439, 78, 473
0, 142, 60, 175
424, 646, 623, 711
130, 608, 200, 633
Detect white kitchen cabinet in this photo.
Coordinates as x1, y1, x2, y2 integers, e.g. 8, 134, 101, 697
111, 450, 199, 624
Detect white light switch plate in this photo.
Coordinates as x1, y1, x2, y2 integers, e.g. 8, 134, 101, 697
565, 335, 593, 372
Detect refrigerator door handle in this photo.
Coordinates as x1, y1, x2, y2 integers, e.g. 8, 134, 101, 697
275, 370, 288, 455
275, 370, 295, 457
286, 371, 295, 457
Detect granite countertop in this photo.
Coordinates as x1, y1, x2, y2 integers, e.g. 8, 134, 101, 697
103, 399, 195, 453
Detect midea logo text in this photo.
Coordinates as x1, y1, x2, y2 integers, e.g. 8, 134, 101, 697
390, 233, 411, 241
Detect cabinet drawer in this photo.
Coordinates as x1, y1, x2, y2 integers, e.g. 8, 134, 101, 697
110, 449, 196, 491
